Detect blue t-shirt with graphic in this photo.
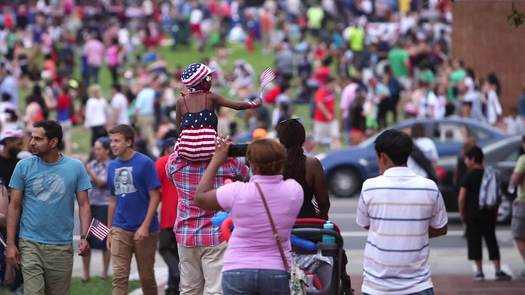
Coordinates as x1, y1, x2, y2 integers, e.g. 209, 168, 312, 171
9, 155, 92, 244
107, 152, 160, 233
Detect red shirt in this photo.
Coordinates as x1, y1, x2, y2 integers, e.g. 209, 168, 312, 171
313, 66, 331, 84
155, 155, 179, 230
314, 86, 336, 122
57, 94, 72, 110
264, 86, 281, 104
4, 15, 13, 30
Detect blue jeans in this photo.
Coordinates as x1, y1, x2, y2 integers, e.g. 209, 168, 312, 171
364, 288, 434, 295
222, 269, 289, 295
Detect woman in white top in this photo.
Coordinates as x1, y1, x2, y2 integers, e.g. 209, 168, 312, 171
84, 84, 109, 146
484, 74, 503, 126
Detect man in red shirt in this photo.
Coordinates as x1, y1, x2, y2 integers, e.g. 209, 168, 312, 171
313, 77, 340, 149
313, 57, 332, 85
155, 138, 180, 295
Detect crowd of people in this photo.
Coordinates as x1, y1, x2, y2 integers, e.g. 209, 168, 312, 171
0, 0, 525, 295
2, 117, 523, 295
0, 0, 524, 157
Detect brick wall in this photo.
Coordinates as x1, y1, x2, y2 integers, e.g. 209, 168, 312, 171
452, 0, 525, 114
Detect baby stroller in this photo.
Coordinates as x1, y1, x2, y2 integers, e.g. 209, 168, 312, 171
219, 216, 353, 295
292, 218, 353, 295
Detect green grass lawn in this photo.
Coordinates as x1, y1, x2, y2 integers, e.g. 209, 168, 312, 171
17, 41, 334, 155
0, 277, 141, 295
71, 277, 141, 294
67, 43, 317, 155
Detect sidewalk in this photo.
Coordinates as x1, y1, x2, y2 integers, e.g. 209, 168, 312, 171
77, 248, 525, 294
350, 275, 525, 295
132, 273, 525, 295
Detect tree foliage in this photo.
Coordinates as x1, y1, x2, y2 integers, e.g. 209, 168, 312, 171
508, 3, 525, 27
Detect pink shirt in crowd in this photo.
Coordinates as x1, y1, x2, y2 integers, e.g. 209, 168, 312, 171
106, 45, 119, 67
216, 175, 303, 272
340, 82, 358, 119
83, 39, 105, 66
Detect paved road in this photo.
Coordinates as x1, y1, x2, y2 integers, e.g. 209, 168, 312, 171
329, 198, 514, 249
72, 197, 525, 294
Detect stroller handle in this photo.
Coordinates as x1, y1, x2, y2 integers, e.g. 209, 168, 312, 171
295, 218, 342, 233
292, 228, 344, 247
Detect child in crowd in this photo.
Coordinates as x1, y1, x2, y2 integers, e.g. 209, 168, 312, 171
175, 63, 261, 161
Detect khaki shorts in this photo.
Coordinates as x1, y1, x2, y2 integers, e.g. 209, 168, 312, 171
20, 239, 73, 295
178, 242, 227, 295
512, 200, 525, 240
313, 120, 340, 145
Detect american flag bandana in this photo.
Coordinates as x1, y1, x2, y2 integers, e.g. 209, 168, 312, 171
181, 63, 213, 87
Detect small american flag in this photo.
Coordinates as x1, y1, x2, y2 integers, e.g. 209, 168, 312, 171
259, 67, 276, 89
88, 218, 111, 241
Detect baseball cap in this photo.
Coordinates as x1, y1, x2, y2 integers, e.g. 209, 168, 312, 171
252, 128, 268, 140
0, 129, 24, 144
68, 79, 79, 89
419, 69, 435, 84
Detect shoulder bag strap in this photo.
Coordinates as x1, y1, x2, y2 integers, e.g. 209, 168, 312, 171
254, 182, 290, 271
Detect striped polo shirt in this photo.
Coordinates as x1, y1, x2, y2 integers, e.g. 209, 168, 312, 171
356, 167, 448, 295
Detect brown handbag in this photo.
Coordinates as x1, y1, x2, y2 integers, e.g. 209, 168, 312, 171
254, 182, 307, 294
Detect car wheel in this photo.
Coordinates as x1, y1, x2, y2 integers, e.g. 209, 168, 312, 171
497, 196, 512, 224
329, 167, 362, 198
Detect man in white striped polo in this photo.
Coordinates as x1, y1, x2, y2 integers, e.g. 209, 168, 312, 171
356, 129, 448, 295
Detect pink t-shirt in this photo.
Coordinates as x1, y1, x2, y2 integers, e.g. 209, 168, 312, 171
83, 39, 105, 66
106, 45, 119, 67
216, 175, 303, 271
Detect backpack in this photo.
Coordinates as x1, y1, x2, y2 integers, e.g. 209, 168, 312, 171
479, 166, 501, 210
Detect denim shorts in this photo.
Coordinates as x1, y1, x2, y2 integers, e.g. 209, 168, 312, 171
222, 268, 289, 295
363, 288, 434, 295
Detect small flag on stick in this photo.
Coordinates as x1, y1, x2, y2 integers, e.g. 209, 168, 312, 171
259, 67, 276, 96
87, 218, 111, 241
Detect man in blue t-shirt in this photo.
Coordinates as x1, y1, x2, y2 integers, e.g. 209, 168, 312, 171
7, 120, 92, 295
107, 124, 161, 295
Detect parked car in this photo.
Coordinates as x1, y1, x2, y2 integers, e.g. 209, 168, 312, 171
318, 118, 507, 198
437, 135, 521, 223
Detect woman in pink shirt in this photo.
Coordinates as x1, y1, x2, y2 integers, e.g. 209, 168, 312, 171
196, 138, 303, 295
106, 38, 121, 84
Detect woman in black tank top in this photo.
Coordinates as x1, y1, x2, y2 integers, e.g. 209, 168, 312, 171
276, 119, 330, 219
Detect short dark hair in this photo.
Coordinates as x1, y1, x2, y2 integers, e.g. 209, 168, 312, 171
96, 136, 111, 150
410, 123, 425, 139
374, 129, 413, 165
465, 145, 484, 164
111, 83, 121, 92
34, 120, 63, 147
2, 92, 11, 102
109, 124, 135, 145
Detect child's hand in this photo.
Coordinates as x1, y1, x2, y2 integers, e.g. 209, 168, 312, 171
249, 98, 262, 108
211, 136, 232, 165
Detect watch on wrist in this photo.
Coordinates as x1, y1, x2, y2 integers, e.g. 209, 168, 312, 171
80, 235, 86, 240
